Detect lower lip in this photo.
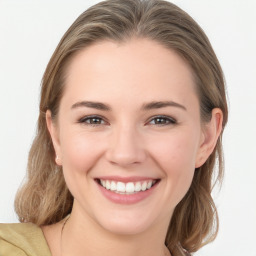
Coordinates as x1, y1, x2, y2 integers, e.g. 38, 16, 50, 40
96, 181, 159, 205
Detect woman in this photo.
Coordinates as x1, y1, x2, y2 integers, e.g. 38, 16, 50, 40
0, 0, 228, 255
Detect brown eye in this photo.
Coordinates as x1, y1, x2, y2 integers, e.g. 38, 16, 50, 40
79, 115, 106, 126
87, 117, 103, 125
148, 116, 176, 126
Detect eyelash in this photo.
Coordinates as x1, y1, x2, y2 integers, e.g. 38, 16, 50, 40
147, 115, 177, 126
78, 115, 108, 126
78, 115, 177, 127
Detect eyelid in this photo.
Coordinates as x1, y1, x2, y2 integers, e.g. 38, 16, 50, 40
77, 114, 177, 127
146, 115, 177, 125
78, 115, 109, 126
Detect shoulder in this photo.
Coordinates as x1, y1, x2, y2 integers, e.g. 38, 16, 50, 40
0, 222, 51, 256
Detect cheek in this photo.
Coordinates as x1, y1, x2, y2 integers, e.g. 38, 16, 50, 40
148, 129, 200, 204
149, 129, 199, 170
59, 130, 107, 203
59, 129, 105, 176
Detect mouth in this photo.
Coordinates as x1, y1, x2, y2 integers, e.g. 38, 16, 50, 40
95, 178, 160, 195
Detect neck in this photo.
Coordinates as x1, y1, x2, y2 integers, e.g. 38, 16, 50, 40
61, 206, 170, 256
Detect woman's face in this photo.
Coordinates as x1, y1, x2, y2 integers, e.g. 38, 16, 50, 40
48, 38, 207, 235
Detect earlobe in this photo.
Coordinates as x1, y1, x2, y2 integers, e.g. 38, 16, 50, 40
195, 108, 223, 168
46, 110, 62, 166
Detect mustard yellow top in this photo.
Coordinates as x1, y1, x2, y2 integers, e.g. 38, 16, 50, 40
0, 222, 192, 256
0, 223, 51, 256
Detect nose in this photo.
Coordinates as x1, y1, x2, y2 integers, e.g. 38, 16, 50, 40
105, 125, 147, 167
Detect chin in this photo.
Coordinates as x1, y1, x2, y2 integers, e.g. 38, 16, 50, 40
99, 217, 154, 236
92, 206, 165, 236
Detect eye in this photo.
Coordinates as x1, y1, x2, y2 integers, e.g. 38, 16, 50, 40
148, 115, 177, 126
78, 115, 107, 126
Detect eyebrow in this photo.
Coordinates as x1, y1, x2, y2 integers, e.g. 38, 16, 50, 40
142, 101, 187, 111
71, 100, 186, 111
71, 101, 111, 111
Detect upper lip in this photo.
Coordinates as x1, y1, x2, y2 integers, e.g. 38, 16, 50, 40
95, 176, 159, 183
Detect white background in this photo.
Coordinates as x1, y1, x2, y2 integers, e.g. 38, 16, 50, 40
0, 1, 255, 255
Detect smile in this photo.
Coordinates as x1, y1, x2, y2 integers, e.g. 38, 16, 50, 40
95, 177, 160, 204
98, 179, 158, 194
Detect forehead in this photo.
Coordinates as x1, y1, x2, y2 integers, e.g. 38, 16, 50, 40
62, 38, 198, 109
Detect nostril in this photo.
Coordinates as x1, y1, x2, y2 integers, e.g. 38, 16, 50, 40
105, 147, 147, 166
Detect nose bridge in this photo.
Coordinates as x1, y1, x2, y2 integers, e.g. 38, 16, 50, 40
106, 122, 146, 166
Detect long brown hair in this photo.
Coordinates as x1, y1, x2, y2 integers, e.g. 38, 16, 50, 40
15, 0, 228, 254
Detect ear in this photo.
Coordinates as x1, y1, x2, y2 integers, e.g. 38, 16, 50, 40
195, 108, 223, 168
46, 110, 62, 166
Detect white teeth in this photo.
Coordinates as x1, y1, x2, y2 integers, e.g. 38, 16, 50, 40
141, 181, 147, 191
99, 179, 156, 194
110, 181, 116, 191
116, 182, 126, 193
135, 182, 141, 192
106, 180, 111, 190
147, 180, 152, 189
125, 182, 135, 193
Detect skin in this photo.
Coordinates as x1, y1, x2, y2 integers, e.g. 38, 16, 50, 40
43, 38, 223, 256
